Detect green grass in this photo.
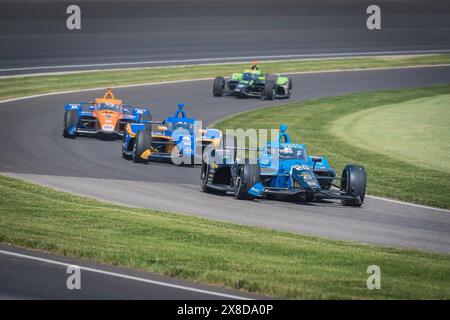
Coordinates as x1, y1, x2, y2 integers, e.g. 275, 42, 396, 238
1, 174, 449, 299
215, 85, 450, 209
330, 94, 450, 174
1, 54, 450, 101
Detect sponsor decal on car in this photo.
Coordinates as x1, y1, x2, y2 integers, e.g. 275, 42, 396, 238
102, 124, 115, 132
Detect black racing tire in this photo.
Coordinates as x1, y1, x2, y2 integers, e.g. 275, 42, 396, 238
139, 112, 152, 131
63, 109, 78, 139
233, 163, 260, 200
171, 144, 184, 166
263, 80, 276, 100
213, 77, 225, 97
200, 163, 212, 192
200, 162, 226, 195
133, 129, 152, 163
170, 145, 195, 166
340, 165, 366, 206
287, 78, 293, 98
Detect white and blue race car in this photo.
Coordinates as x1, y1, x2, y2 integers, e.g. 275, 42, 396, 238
201, 125, 366, 206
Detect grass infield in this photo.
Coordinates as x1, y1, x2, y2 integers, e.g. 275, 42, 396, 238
1, 174, 449, 299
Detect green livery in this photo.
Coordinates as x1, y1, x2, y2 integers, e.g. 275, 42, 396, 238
213, 64, 293, 100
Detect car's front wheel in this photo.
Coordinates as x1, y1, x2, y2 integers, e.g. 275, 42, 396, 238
262, 80, 276, 100
201, 163, 226, 195
213, 77, 225, 97
132, 129, 152, 163
63, 109, 78, 138
201, 163, 213, 192
233, 163, 260, 200
287, 78, 293, 98
340, 165, 366, 206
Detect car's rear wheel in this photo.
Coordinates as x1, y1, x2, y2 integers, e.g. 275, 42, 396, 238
133, 129, 152, 163
213, 77, 225, 97
63, 109, 78, 138
263, 80, 276, 100
170, 144, 195, 166
201, 163, 213, 192
340, 165, 366, 206
201, 162, 226, 195
287, 78, 293, 98
233, 163, 260, 200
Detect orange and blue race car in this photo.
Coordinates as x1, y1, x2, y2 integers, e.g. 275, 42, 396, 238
122, 103, 222, 165
63, 88, 150, 139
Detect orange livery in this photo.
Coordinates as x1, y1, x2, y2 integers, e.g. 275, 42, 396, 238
63, 89, 150, 139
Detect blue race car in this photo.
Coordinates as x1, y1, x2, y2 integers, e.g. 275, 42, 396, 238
122, 103, 222, 165
63, 89, 150, 139
201, 125, 366, 206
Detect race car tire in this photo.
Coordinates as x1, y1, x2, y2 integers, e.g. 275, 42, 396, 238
263, 80, 276, 100
287, 78, 293, 98
63, 109, 78, 139
170, 144, 183, 166
200, 163, 211, 191
234, 163, 260, 200
200, 162, 226, 195
340, 165, 366, 207
173, 151, 195, 166
213, 77, 225, 97
139, 112, 152, 131
133, 129, 152, 163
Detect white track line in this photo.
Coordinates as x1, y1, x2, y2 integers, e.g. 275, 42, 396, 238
0, 50, 450, 79
0, 249, 252, 300
0, 78, 211, 104
2, 49, 450, 74
366, 195, 450, 213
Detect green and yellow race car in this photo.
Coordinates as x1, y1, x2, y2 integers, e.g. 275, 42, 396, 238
213, 63, 292, 100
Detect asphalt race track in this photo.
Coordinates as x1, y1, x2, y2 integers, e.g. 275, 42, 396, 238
0, 244, 262, 299
1, 66, 450, 256
1, 0, 450, 75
